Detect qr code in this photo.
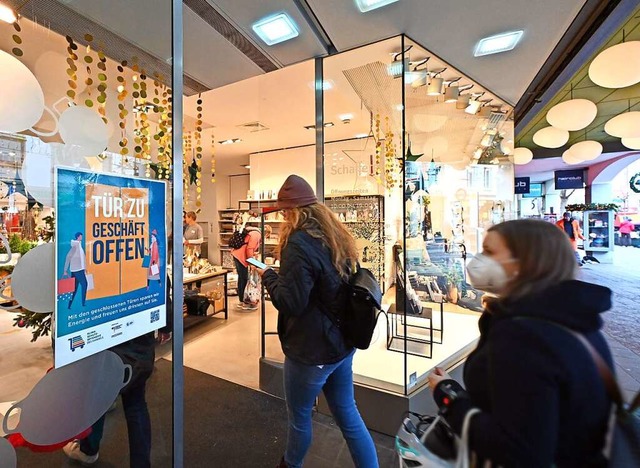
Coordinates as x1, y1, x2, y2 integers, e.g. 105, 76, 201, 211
150, 309, 160, 323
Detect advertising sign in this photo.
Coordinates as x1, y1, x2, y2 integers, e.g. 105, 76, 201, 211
514, 177, 530, 194
555, 169, 585, 189
523, 183, 544, 198
54, 168, 166, 368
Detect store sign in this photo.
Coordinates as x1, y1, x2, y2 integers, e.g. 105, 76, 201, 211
54, 168, 167, 368
523, 183, 543, 198
555, 169, 585, 189
514, 177, 530, 194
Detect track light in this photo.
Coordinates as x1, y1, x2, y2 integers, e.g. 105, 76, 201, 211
443, 78, 461, 103
426, 68, 446, 96
456, 94, 470, 109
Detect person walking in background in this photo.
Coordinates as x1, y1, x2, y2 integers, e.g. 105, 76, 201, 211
63, 232, 88, 309
256, 175, 378, 468
427, 219, 613, 467
619, 216, 635, 247
556, 211, 584, 265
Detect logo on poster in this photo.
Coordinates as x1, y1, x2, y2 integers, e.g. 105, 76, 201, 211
68, 335, 86, 351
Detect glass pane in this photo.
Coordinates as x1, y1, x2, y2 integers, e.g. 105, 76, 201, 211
0, 1, 174, 465
323, 36, 405, 394
402, 37, 515, 394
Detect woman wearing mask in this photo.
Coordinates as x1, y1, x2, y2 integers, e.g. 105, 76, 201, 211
428, 219, 613, 467
258, 175, 378, 468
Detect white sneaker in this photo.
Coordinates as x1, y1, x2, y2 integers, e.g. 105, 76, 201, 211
63, 440, 99, 465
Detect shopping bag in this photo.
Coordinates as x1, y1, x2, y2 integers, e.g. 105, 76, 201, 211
142, 255, 151, 268
150, 264, 160, 276
58, 277, 75, 294
86, 274, 94, 291
243, 271, 261, 303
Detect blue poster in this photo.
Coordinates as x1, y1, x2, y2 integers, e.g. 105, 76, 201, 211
54, 168, 167, 368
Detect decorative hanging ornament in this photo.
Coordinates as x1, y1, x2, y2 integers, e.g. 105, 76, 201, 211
629, 172, 640, 194
0, 50, 45, 133
588, 41, 640, 89
546, 99, 597, 131
562, 149, 583, 165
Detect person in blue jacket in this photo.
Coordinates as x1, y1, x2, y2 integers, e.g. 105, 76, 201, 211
428, 219, 613, 467
257, 175, 378, 468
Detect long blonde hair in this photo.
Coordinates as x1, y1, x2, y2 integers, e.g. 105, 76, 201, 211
277, 203, 358, 279
488, 219, 576, 303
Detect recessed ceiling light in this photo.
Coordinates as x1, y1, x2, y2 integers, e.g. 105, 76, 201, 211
243, 164, 251, 169
219, 138, 242, 145
0, 3, 17, 23
304, 125, 315, 130
355, 0, 399, 13
355, 133, 369, 139
252, 13, 299, 46
324, 122, 335, 128
474, 30, 524, 57
339, 113, 354, 121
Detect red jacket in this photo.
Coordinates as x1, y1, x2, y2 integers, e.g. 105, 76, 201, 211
619, 220, 635, 235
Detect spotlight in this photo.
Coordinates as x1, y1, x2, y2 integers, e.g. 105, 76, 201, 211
0, 2, 17, 23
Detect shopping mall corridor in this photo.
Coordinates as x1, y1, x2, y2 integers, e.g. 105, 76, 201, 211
578, 245, 640, 401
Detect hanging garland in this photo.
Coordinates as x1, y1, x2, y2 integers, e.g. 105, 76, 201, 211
566, 203, 620, 212
630, 172, 640, 194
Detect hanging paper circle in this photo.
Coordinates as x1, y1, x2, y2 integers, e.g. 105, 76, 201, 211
532, 126, 570, 148
11, 243, 54, 313
562, 149, 584, 165
0, 50, 45, 133
59, 106, 110, 156
546, 99, 597, 131
604, 112, 640, 139
20, 148, 54, 207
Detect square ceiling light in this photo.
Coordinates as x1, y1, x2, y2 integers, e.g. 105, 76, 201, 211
252, 13, 299, 46
474, 30, 524, 57
355, 0, 399, 13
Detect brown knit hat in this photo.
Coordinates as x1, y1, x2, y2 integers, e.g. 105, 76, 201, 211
277, 175, 318, 209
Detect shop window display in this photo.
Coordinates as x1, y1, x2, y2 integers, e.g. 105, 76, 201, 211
0, 4, 176, 465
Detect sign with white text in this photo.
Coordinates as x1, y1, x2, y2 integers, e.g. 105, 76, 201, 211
54, 168, 166, 368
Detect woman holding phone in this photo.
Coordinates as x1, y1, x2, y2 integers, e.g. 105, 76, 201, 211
256, 175, 378, 468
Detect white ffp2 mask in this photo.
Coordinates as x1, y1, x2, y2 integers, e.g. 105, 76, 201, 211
466, 253, 514, 294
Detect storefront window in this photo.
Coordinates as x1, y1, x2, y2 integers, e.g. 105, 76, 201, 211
0, 1, 177, 465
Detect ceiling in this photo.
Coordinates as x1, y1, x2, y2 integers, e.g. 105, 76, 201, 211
517, 2, 640, 158
6, 0, 591, 104
185, 36, 511, 164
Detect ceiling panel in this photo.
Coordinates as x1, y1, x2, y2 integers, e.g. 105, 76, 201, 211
206, 0, 327, 66
307, 0, 586, 105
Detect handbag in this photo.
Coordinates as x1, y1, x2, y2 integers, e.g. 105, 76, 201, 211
228, 223, 248, 250
396, 409, 480, 467
86, 274, 94, 291
58, 277, 75, 294
142, 255, 150, 268
150, 264, 160, 276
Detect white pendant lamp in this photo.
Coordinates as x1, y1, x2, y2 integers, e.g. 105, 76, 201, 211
532, 126, 570, 148
566, 140, 602, 161
604, 111, 640, 138
588, 41, 640, 89
546, 99, 597, 131
562, 149, 583, 165
622, 137, 640, 150
513, 147, 533, 165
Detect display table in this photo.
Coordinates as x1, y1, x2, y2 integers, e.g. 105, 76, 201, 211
183, 270, 228, 328
386, 301, 444, 358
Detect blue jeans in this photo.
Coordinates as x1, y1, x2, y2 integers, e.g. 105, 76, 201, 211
283, 351, 378, 468
80, 381, 151, 468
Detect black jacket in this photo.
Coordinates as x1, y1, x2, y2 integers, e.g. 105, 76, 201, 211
435, 280, 613, 468
262, 230, 352, 365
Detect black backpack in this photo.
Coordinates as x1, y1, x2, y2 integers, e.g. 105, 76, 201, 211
341, 265, 383, 350
228, 228, 248, 250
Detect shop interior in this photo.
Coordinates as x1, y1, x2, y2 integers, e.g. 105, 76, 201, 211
0, 17, 515, 442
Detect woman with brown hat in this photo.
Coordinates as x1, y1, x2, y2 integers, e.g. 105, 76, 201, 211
257, 175, 378, 468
